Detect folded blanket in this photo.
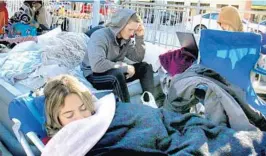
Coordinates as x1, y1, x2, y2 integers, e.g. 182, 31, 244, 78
0, 36, 37, 44
0, 50, 42, 84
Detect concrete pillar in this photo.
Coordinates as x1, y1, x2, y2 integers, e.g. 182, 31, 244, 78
244, 0, 252, 20
196, 0, 201, 14
92, 0, 101, 27
209, 3, 216, 9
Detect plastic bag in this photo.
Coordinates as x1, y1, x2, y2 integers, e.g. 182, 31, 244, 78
158, 66, 171, 96
140, 91, 158, 108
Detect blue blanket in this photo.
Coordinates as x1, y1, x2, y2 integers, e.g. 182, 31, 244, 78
88, 102, 266, 155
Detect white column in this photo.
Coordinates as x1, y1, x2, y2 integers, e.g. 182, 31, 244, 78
196, 0, 201, 14
209, 3, 216, 9
92, 0, 101, 27
184, 1, 190, 6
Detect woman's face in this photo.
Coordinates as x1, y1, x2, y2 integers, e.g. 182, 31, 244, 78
220, 23, 233, 31
59, 93, 91, 126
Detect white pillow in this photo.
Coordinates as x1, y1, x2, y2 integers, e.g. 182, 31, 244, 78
37, 27, 62, 45
37, 27, 62, 41
11, 41, 41, 53
42, 93, 116, 156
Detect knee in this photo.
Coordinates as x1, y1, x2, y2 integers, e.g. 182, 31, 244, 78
110, 69, 125, 80
140, 62, 153, 73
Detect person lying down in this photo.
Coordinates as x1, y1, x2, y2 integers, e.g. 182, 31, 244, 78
42, 75, 266, 156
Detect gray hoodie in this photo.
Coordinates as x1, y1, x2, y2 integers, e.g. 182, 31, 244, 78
82, 9, 145, 77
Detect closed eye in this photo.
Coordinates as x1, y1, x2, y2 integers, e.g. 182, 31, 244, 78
63, 111, 74, 119
79, 104, 87, 111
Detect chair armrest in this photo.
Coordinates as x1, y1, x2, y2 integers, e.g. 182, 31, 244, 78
253, 67, 266, 76
12, 119, 35, 156
26, 132, 45, 152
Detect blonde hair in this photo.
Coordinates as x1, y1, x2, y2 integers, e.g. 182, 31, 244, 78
217, 6, 243, 32
44, 75, 94, 137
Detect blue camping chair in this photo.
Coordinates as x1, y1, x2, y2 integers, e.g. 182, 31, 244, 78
253, 33, 266, 73
8, 90, 113, 155
199, 29, 266, 115
8, 92, 46, 156
253, 33, 266, 88
261, 33, 266, 55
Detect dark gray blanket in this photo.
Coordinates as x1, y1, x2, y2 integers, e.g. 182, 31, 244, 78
87, 102, 266, 155
165, 64, 266, 131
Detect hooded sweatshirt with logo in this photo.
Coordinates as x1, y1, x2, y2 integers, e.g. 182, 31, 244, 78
82, 9, 145, 77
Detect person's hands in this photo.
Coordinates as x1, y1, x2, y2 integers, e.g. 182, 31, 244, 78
126, 64, 135, 79
135, 23, 145, 37
114, 62, 127, 68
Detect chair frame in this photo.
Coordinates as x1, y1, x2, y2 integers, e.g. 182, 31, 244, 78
11, 119, 44, 156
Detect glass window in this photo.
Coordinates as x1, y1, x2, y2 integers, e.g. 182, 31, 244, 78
202, 13, 210, 19
260, 21, 266, 26
210, 13, 219, 20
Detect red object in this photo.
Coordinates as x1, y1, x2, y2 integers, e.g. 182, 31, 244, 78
99, 6, 108, 15
0, 2, 8, 34
42, 137, 51, 145
81, 4, 91, 13
0, 2, 8, 25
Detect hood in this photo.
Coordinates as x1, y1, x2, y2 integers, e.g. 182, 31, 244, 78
107, 8, 136, 38
217, 6, 243, 32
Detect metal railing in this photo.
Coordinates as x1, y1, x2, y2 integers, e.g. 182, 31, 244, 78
119, 2, 266, 48
5, 1, 266, 48
6, 0, 24, 18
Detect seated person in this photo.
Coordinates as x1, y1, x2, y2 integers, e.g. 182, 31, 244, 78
42, 75, 266, 155
32, 0, 52, 33
217, 6, 243, 32
9, 0, 34, 25
8, 0, 37, 37
0, 1, 8, 36
82, 8, 154, 103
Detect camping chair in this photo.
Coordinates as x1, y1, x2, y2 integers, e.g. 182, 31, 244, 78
8, 90, 113, 155
261, 33, 266, 55
199, 29, 266, 115
253, 33, 266, 94
8, 92, 46, 156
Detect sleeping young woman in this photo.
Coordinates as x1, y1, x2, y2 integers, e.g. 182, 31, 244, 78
41, 75, 266, 156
